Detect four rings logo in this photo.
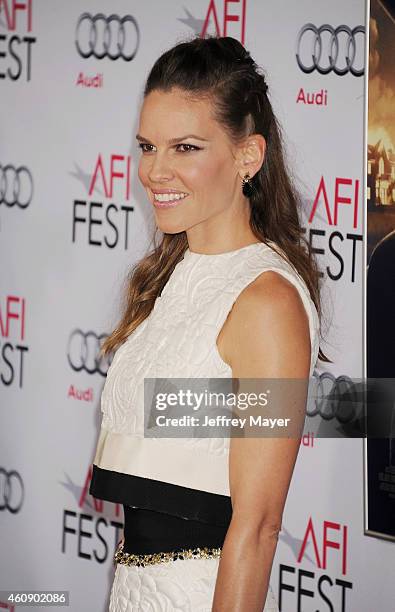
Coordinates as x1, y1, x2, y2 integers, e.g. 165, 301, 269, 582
296, 24, 365, 76
75, 13, 140, 61
0, 468, 24, 514
0, 165, 33, 208
308, 372, 366, 435
67, 329, 112, 376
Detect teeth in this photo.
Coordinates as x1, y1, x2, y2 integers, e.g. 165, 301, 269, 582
153, 192, 188, 202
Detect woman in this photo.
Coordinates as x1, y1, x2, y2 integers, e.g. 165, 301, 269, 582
89, 34, 330, 611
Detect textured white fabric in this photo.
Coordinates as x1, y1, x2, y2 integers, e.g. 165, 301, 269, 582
100, 240, 320, 612
109, 557, 279, 611
93, 240, 321, 495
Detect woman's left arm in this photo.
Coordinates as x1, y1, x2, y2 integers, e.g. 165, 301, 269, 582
211, 271, 312, 612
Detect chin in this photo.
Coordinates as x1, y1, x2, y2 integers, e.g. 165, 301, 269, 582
155, 218, 188, 234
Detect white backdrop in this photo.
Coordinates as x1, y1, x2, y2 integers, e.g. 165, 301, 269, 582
1, 1, 393, 611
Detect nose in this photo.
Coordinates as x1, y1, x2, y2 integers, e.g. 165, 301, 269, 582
147, 152, 175, 183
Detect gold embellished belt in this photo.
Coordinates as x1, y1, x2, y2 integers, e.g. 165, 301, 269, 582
114, 541, 222, 567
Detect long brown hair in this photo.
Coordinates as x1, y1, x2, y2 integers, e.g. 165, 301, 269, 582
101, 34, 331, 365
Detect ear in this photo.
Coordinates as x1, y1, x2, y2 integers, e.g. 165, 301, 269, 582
235, 134, 266, 179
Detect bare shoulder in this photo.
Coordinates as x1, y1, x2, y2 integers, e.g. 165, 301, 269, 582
222, 270, 311, 378
236, 269, 305, 313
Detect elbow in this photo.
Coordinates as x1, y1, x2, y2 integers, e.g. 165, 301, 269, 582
230, 514, 282, 547
257, 520, 281, 545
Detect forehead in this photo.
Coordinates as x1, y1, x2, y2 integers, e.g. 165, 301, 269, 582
139, 88, 219, 136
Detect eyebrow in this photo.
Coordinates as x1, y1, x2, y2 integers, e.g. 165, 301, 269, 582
135, 134, 209, 144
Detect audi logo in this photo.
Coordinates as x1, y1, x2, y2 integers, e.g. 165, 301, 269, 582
0, 468, 24, 514
75, 13, 140, 61
67, 329, 113, 376
296, 24, 365, 76
0, 165, 33, 208
308, 373, 364, 425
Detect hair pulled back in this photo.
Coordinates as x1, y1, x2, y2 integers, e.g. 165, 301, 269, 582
101, 35, 330, 365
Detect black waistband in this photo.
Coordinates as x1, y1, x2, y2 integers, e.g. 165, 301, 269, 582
122, 505, 228, 554
89, 464, 233, 527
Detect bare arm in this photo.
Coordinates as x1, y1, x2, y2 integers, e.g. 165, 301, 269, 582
211, 271, 311, 612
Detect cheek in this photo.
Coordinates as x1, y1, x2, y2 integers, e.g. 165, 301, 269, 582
137, 159, 147, 184
184, 155, 225, 191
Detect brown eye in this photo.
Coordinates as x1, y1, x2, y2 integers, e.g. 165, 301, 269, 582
138, 143, 154, 153
176, 144, 200, 152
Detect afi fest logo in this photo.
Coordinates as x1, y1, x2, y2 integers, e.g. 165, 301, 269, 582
179, 0, 248, 43
61, 464, 123, 563
0, 0, 36, 81
303, 176, 363, 283
0, 295, 28, 388
72, 154, 134, 250
74, 12, 140, 89
296, 24, 365, 107
279, 517, 353, 611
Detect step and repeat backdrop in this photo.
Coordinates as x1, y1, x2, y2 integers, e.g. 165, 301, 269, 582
1, 1, 393, 611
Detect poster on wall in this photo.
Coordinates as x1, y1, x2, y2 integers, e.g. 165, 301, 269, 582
365, 0, 395, 541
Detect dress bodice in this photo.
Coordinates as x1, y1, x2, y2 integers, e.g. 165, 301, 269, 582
100, 240, 319, 434
90, 240, 320, 510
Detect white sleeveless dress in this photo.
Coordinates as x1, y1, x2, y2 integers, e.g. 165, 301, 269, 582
91, 240, 320, 612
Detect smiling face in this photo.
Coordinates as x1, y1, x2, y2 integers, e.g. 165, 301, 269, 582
136, 87, 262, 247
